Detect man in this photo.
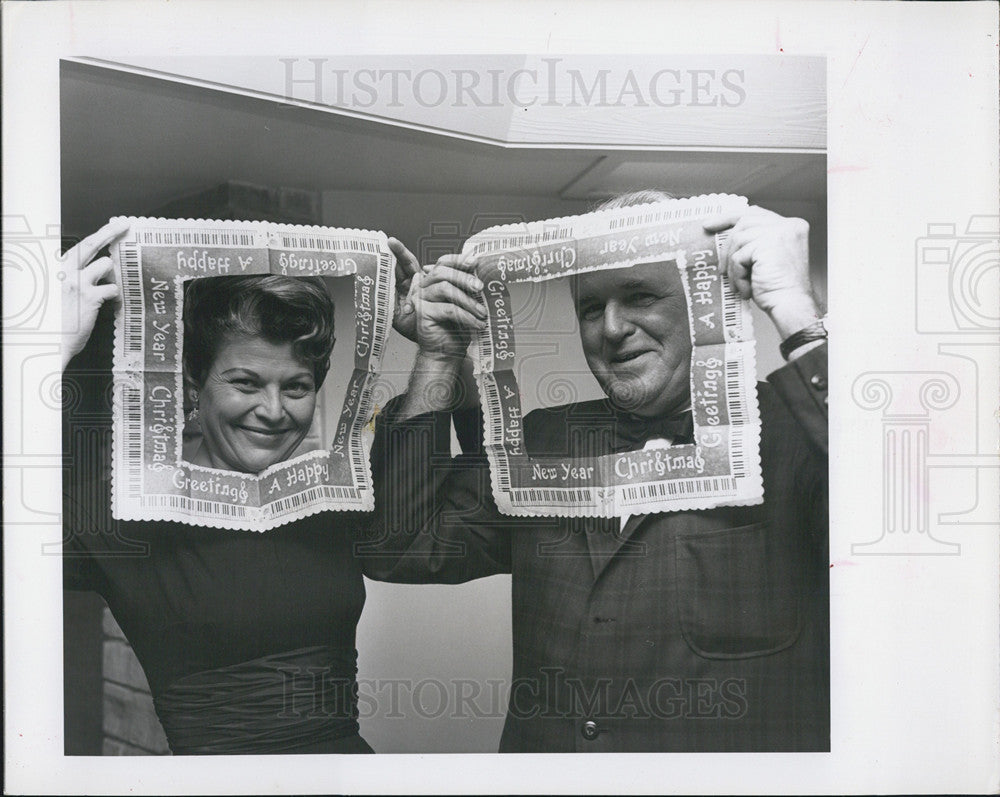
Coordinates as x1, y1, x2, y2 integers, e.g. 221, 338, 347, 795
365, 195, 829, 752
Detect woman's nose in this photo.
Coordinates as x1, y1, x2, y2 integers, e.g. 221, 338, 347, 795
254, 387, 286, 423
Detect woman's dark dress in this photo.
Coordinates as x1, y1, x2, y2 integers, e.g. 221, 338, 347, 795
64, 478, 373, 754
62, 299, 373, 754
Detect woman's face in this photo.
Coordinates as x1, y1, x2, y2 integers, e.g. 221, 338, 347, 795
195, 333, 317, 474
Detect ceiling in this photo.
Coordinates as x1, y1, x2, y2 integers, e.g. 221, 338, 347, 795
60, 59, 826, 238
79, 54, 826, 150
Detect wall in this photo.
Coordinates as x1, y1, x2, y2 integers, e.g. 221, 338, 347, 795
100, 610, 170, 755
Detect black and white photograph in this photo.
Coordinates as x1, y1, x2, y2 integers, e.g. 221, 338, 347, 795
58, 49, 830, 757
4, 1, 998, 794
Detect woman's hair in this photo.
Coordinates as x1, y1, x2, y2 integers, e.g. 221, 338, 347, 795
183, 275, 336, 388
595, 188, 677, 212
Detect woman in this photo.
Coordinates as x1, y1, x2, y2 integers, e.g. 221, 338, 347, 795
63, 221, 373, 754
181, 274, 332, 471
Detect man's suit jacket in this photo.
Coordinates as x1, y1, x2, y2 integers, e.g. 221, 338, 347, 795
364, 345, 829, 752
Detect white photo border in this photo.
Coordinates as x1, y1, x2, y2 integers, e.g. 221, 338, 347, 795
3, 2, 997, 795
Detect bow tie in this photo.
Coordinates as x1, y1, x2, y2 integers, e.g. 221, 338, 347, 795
611, 409, 694, 453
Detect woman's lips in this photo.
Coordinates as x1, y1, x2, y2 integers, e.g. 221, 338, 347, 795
237, 426, 293, 442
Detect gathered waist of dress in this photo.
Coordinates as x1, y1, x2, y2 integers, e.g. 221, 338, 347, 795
152, 645, 365, 755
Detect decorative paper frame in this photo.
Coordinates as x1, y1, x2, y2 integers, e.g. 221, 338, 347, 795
108, 217, 394, 531
462, 195, 764, 517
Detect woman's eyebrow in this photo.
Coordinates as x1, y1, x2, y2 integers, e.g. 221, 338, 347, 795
219, 366, 315, 381
219, 367, 259, 377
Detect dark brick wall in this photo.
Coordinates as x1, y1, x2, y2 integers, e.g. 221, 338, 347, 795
100, 609, 170, 755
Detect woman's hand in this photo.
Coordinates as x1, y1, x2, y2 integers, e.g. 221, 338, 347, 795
389, 237, 422, 343
388, 238, 486, 360
61, 220, 129, 371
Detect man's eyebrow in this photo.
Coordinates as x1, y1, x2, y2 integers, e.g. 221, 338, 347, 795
573, 272, 661, 304
607, 276, 657, 293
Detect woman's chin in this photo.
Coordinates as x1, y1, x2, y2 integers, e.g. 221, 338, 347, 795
185, 435, 317, 476
187, 441, 301, 475
235, 450, 297, 475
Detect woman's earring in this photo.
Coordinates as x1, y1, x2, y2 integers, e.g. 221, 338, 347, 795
186, 391, 200, 423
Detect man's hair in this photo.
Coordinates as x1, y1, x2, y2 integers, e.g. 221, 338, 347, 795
595, 189, 677, 212
183, 275, 336, 388
571, 189, 680, 304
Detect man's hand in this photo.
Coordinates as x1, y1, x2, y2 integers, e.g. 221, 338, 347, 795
704, 206, 821, 339
388, 239, 486, 419
388, 238, 486, 360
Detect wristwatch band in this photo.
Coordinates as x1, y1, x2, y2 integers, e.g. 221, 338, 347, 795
779, 319, 827, 361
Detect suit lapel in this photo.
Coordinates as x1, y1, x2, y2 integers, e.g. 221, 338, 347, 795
585, 511, 651, 581
532, 399, 654, 581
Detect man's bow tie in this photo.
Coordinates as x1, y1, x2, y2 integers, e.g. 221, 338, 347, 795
611, 409, 694, 453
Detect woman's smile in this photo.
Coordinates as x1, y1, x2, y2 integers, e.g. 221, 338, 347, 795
237, 425, 295, 440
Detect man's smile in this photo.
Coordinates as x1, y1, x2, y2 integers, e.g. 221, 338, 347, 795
610, 348, 654, 364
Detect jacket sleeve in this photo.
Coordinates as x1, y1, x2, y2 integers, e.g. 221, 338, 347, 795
766, 342, 828, 458
764, 343, 829, 562
357, 395, 512, 584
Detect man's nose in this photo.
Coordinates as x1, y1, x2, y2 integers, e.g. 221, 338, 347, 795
603, 301, 634, 342
254, 387, 285, 424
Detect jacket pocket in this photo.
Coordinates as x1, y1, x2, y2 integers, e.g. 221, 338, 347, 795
674, 522, 804, 659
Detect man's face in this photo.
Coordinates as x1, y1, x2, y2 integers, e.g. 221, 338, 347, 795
574, 261, 692, 418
